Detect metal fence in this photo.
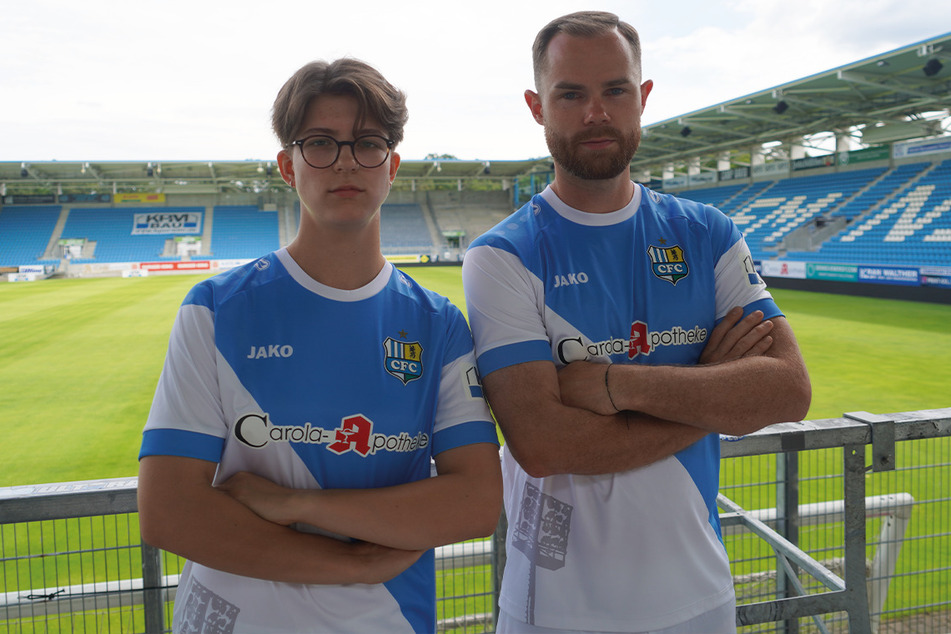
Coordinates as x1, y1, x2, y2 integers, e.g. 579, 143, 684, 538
2, 408, 949, 633
722, 409, 951, 633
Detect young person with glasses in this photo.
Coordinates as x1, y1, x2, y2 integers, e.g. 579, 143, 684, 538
138, 58, 502, 634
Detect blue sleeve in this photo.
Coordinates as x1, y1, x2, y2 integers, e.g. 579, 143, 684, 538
139, 428, 224, 462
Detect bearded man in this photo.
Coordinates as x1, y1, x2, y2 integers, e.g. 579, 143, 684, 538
462, 11, 811, 634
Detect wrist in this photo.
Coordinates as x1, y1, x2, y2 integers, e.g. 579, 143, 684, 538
282, 488, 315, 526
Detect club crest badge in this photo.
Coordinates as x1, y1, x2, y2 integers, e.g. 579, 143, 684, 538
383, 337, 423, 385
648, 244, 689, 285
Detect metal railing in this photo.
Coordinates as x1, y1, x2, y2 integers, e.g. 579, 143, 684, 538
2, 407, 949, 633
721, 408, 951, 633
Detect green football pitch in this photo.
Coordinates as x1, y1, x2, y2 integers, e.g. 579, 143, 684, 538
0, 268, 949, 488
1, 268, 949, 623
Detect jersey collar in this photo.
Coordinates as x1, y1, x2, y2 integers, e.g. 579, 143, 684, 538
276, 247, 393, 301
540, 182, 642, 226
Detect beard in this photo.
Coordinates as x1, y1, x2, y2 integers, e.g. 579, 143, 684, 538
545, 125, 640, 181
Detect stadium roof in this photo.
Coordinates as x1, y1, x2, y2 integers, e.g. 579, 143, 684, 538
2, 32, 949, 197
0, 157, 555, 197
634, 31, 951, 172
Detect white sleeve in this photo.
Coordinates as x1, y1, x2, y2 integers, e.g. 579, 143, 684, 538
713, 232, 777, 320
462, 244, 552, 377
143, 303, 228, 441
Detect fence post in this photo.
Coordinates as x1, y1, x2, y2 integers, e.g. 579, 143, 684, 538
843, 443, 873, 633
776, 451, 800, 634
141, 543, 165, 634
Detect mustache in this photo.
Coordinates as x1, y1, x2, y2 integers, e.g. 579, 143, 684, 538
573, 127, 623, 143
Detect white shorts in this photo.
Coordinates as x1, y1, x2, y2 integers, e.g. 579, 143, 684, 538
495, 597, 737, 634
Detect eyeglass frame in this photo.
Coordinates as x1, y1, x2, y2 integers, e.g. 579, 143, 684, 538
289, 134, 396, 169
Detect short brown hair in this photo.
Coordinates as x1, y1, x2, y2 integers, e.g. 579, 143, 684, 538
531, 11, 642, 89
271, 58, 408, 148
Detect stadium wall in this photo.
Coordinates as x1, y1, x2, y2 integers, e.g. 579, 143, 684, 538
763, 274, 951, 304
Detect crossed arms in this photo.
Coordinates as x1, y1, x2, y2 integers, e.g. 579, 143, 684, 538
137, 440, 501, 585
483, 307, 811, 478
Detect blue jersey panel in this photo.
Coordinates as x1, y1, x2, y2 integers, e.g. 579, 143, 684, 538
385, 550, 435, 633
139, 428, 223, 462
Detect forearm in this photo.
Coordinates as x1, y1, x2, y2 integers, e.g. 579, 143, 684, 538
612, 359, 802, 433
138, 456, 419, 585
283, 471, 498, 550
486, 362, 708, 478
221, 444, 502, 551
610, 319, 810, 434
510, 408, 707, 478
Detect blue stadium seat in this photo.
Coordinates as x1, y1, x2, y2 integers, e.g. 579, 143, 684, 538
58, 207, 203, 263
0, 205, 61, 266
208, 206, 279, 259
379, 203, 433, 255
3, 161, 949, 270
675, 160, 951, 268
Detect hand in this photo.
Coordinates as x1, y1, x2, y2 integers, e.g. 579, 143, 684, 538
557, 361, 617, 416
217, 471, 301, 526
699, 306, 774, 365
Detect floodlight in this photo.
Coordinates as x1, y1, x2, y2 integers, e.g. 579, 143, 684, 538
923, 59, 943, 77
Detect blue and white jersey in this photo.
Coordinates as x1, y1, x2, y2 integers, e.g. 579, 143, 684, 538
141, 248, 497, 634
463, 185, 779, 631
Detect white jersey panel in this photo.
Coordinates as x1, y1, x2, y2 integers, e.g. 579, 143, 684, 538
714, 237, 771, 320
462, 246, 550, 376
463, 238, 550, 374
144, 303, 227, 446
173, 561, 413, 634
498, 447, 733, 631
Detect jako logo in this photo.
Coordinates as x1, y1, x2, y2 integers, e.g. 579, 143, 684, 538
553, 272, 589, 288
233, 412, 429, 457
247, 345, 294, 359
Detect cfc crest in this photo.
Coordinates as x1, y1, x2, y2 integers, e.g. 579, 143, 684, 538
383, 337, 423, 385
648, 244, 689, 285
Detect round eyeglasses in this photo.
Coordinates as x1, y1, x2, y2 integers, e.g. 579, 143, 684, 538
290, 134, 394, 169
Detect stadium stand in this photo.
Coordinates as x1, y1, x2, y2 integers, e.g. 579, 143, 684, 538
379, 203, 434, 255
665, 182, 749, 209
206, 205, 279, 259
57, 206, 198, 263
781, 160, 951, 266
826, 162, 929, 223
430, 203, 511, 249
2, 161, 949, 272
660, 160, 951, 269
0, 205, 61, 266
679, 167, 890, 262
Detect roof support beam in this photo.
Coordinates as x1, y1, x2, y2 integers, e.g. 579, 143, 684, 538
837, 70, 945, 103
